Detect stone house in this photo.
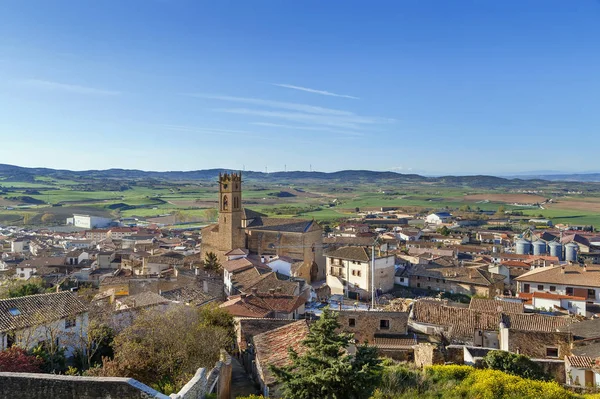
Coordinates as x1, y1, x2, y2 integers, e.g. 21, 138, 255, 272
325, 246, 395, 299
0, 292, 88, 357
397, 264, 505, 297
515, 264, 600, 306
220, 290, 306, 319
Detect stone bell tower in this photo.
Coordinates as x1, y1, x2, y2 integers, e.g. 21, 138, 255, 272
218, 171, 245, 251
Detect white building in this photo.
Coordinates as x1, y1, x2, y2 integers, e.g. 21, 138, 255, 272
565, 356, 600, 387
519, 291, 586, 316
515, 265, 600, 309
10, 239, 26, 253
68, 214, 113, 229
0, 292, 89, 358
425, 212, 452, 225
326, 246, 395, 300
266, 256, 295, 277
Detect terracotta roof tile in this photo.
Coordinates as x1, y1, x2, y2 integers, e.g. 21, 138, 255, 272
566, 355, 595, 369
253, 320, 310, 385
469, 298, 524, 314
515, 264, 600, 287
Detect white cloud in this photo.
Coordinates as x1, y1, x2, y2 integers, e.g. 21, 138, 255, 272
19, 79, 121, 96
160, 124, 267, 139
271, 83, 359, 99
250, 122, 363, 137
185, 94, 353, 116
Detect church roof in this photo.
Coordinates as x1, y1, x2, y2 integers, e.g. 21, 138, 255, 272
242, 208, 267, 220
246, 217, 319, 233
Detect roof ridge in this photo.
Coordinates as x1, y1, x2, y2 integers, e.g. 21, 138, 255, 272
0, 291, 75, 302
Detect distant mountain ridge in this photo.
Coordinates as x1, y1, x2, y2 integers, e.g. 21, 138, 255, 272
0, 163, 598, 186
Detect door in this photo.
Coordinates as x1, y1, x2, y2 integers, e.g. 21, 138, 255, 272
523, 283, 530, 293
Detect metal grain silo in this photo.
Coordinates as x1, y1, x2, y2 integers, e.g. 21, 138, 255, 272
565, 242, 578, 262
532, 240, 547, 256
548, 241, 563, 261
516, 239, 531, 255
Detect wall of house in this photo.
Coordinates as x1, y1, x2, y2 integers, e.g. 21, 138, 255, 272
568, 367, 588, 387
518, 281, 600, 304
337, 310, 408, 342
531, 297, 586, 316
268, 259, 292, 277
501, 328, 572, 359
326, 255, 395, 297
4, 313, 89, 357
408, 276, 496, 297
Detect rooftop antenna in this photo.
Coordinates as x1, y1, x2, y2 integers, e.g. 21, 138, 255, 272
310, 164, 312, 172
265, 166, 268, 174
284, 164, 287, 172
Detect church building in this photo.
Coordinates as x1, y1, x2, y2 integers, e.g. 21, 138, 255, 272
201, 172, 325, 281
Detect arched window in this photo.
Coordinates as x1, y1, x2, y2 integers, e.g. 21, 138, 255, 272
223, 195, 229, 211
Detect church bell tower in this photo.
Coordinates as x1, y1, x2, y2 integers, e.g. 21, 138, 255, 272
218, 172, 245, 251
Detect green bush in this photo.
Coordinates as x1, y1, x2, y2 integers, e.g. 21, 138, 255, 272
424, 365, 473, 383
483, 350, 548, 381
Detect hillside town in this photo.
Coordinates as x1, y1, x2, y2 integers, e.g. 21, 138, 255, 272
2, 173, 600, 398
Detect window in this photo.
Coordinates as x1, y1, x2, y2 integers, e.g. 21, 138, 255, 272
8, 308, 20, 316
417, 283, 421, 288
436, 279, 439, 283
546, 347, 559, 358
588, 289, 596, 299
399, 277, 405, 283
379, 319, 390, 330
549, 286, 556, 292
65, 317, 76, 329
523, 283, 530, 293
427, 277, 431, 281
427, 286, 431, 290
566, 287, 574, 296
348, 318, 356, 327
537, 285, 544, 291
416, 276, 420, 280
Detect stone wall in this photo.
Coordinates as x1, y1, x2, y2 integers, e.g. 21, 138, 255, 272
0, 373, 170, 399
336, 310, 409, 342
414, 343, 445, 368
505, 329, 572, 359
533, 359, 566, 384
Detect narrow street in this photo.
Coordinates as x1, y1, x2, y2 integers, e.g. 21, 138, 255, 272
230, 357, 260, 398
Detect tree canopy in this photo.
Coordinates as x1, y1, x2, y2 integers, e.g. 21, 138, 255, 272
271, 308, 383, 399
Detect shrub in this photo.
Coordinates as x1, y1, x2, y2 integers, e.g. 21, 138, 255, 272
424, 365, 473, 383
483, 350, 548, 381
0, 347, 43, 373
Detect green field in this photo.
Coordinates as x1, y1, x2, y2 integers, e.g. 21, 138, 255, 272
2, 176, 600, 228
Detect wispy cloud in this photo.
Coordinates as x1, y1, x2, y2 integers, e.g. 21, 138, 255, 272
250, 122, 363, 137
271, 83, 359, 100
216, 108, 392, 129
19, 79, 120, 96
185, 94, 353, 116
160, 124, 267, 139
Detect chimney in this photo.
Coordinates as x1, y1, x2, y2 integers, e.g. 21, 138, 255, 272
561, 266, 565, 274
240, 294, 247, 299
276, 286, 282, 293
251, 287, 258, 295
269, 288, 275, 296
203, 280, 209, 293
583, 264, 587, 272
195, 267, 199, 276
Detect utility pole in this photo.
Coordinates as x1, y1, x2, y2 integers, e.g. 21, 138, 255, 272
371, 242, 376, 309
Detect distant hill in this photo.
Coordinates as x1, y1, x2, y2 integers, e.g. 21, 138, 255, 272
0, 163, 596, 187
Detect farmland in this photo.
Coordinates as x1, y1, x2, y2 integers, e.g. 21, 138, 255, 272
2, 168, 600, 228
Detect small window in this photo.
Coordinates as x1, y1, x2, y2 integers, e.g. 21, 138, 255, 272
348, 318, 356, 327
399, 277, 405, 282
416, 276, 420, 280
427, 286, 431, 290
417, 283, 421, 288
427, 277, 431, 281
546, 347, 559, 358
549, 286, 556, 292
8, 308, 21, 316
379, 319, 390, 330
65, 317, 76, 329
537, 285, 544, 291
566, 287, 574, 295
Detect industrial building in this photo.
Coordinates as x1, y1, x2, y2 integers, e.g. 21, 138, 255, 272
66, 214, 114, 229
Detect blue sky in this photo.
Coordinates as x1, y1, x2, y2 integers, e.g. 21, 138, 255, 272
1, 1, 599, 175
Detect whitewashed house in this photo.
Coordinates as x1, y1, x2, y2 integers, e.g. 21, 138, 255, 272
0, 292, 89, 357
565, 356, 599, 387
425, 212, 452, 225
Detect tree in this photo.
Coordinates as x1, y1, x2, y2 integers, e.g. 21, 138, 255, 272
271, 308, 383, 399
203, 252, 221, 271
204, 208, 218, 222
8, 282, 45, 298
95, 305, 232, 392
41, 213, 56, 224
496, 206, 506, 216
0, 347, 43, 373
436, 226, 451, 236
483, 350, 548, 381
